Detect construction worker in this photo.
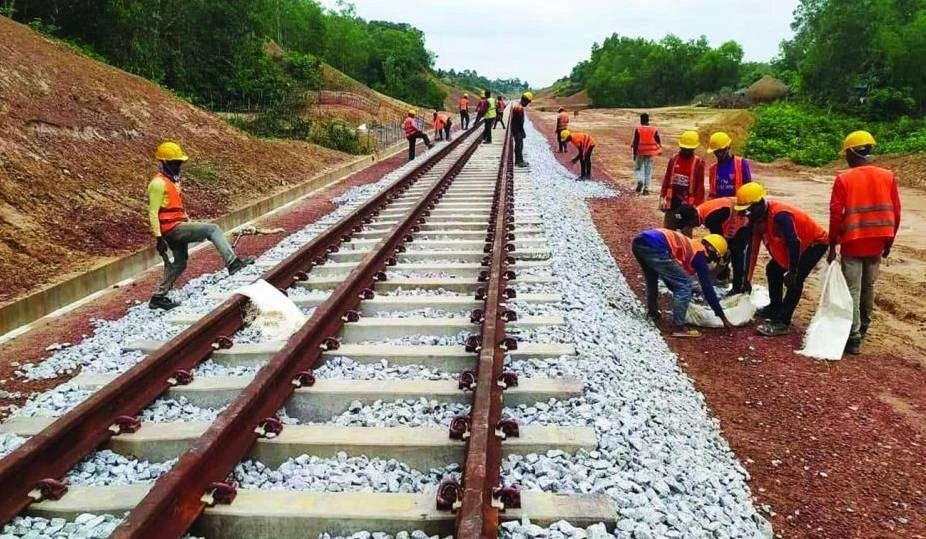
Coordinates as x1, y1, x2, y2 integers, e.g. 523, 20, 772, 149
510, 91, 533, 167
474, 91, 488, 126
707, 132, 752, 199
560, 129, 596, 180
698, 195, 752, 293
494, 96, 507, 129
631, 228, 735, 337
478, 90, 497, 143
735, 183, 828, 337
459, 93, 470, 130
147, 142, 254, 311
555, 108, 570, 152
631, 113, 662, 195
827, 131, 902, 355
662, 204, 701, 238
432, 110, 452, 141
660, 130, 705, 230
404, 109, 433, 161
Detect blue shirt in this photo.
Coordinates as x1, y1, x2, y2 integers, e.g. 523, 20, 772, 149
714, 158, 752, 197
637, 231, 725, 316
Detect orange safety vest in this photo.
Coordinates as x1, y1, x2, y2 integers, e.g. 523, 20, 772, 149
655, 228, 705, 275
155, 172, 188, 235
697, 197, 747, 238
635, 125, 660, 156
556, 112, 570, 130
570, 132, 596, 155
708, 156, 744, 199
763, 200, 828, 269
663, 155, 702, 208
403, 117, 418, 137
434, 113, 449, 130
459, 97, 469, 111
836, 165, 898, 244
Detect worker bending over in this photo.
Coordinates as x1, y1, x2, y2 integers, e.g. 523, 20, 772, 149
403, 109, 433, 161
828, 130, 902, 355
736, 183, 828, 337
510, 91, 533, 168
555, 108, 570, 152
147, 142, 253, 311
433, 111, 452, 141
698, 194, 753, 294
459, 93, 470, 130
631, 113, 662, 194
494, 96, 507, 129
631, 228, 735, 336
707, 132, 752, 199
560, 129, 596, 180
477, 90, 497, 144
660, 130, 705, 230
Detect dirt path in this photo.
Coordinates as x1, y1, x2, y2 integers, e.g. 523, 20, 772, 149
530, 109, 926, 538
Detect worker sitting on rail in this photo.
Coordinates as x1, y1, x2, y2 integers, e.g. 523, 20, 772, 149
734, 183, 828, 337
556, 108, 570, 153
404, 109, 433, 161
660, 130, 705, 228
479, 90, 497, 143
494, 95, 507, 129
511, 91, 534, 167
433, 110, 453, 141
631, 113, 662, 195
698, 195, 755, 294
707, 132, 753, 199
631, 228, 735, 337
560, 129, 596, 180
459, 93, 470, 130
148, 142, 254, 311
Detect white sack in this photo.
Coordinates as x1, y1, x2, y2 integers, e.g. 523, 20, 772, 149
685, 286, 770, 328
236, 279, 307, 342
796, 262, 853, 361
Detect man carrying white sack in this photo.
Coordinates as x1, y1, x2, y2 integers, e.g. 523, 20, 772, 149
827, 131, 902, 356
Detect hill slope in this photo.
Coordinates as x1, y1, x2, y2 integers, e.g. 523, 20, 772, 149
0, 17, 351, 303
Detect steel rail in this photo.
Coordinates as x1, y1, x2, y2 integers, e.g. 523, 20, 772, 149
0, 129, 478, 527
111, 127, 485, 538
456, 126, 515, 538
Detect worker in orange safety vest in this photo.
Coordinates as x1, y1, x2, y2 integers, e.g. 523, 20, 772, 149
660, 130, 705, 231
631, 113, 662, 195
432, 110, 453, 141
697, 196, 753, 293
555, 108, 570, 153
459, 93, 470, 130
404, 109, 433, 161
560, 129, 596, 180
827, 130, 902, 355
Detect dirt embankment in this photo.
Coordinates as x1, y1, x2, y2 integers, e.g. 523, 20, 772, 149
0, 17, 355, 305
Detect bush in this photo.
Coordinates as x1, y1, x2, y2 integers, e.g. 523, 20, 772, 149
310, 120, 376, 155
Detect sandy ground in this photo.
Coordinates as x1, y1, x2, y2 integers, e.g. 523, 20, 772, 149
531, 109, 926, 538
536, 106, 926, 361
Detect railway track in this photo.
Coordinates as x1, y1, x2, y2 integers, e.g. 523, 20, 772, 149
0, 119, 615, 538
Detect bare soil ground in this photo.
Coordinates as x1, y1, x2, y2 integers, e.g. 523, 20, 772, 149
531, 108, 926, 538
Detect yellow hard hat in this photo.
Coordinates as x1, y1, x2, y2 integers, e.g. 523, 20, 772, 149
707, 132, 733, 154
734, 182, 767, 211
559, 129, 571, 142
702, 234, 729, 257
678, 130, 700, 150
155, 141, 188, 162
463, 92, 468, 97
522, 91, 534, 101
407, 108, 417, 116
841, 130, 876, 155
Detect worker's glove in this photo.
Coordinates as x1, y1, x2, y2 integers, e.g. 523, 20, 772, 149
882, 242, 893, 259
156, 237, 169, 256
783, 271, 798, 289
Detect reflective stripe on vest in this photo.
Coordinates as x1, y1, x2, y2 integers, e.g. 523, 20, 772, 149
635, 125, 660, 156
403, 117, 417, 137
656, 228, 704, 275
697, 197, 747, 238
763, 200, 828, 269
837, 166, 897, 243
665, 155, 701, 206
557, 112, 569, 130
709, 157, 744, 198
156, 173, 188, 235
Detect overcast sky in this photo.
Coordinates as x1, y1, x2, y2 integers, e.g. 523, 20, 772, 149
317, 0, 800, 87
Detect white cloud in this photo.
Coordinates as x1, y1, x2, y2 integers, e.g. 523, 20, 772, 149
317, 0, 799, 87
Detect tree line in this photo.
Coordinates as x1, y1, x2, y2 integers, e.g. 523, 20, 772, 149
4, 0, 447, 110
435, 69, 530, 97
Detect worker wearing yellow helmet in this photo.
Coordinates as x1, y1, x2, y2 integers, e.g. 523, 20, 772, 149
403, 109, 434, 162
459, 93, 471, 130
707, 132, 753, 199
510, 91, 534, 167
147, 142, 254, 311
733, 182, 829, 337
827, 130, 901, 355
659, 130, 705, 234
631, 227, 735, 337
560, 129, 597, 180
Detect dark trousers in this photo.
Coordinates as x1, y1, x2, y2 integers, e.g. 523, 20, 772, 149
703, 224, 752, 293
495, 114, 505, 129
482, 118, 493, 143
580, 146, 595, 179
407, 132, 430, 161
556, 129, 567, 152
460, 110, 470, 130
766, 243, 827, 325
444, 123, 452, 141
514, 133, 525, 164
